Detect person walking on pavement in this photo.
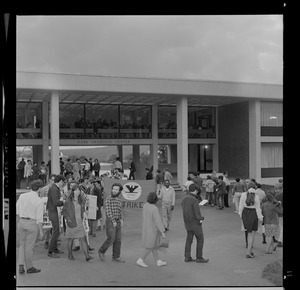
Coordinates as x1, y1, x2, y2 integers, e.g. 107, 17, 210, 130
239, 187, 263, 258
61, 184, 93, 261
157, 179, 175, 231
232, 177, 246, 213
17, 180, 45, 274
164, 168, 173, 183
46, 174, 66, 258
93, 159, 101, 177
261, 192, 283, 254
128, 157, 136, 180
155, 169, 164, 194
223, 171, 231, 207
39, 174, 56, 250
24, 159, 33, 189
204, 175, 216, 206
136, 192, 167, 268
216, 175, 226, 209
98, 183, 125, 263
181, 183, 209, 263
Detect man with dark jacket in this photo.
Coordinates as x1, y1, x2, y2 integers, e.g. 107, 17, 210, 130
216, 175, 227, 209
47, 174, 66, 258
181, 183, 209, 263
128, 158, 136, 180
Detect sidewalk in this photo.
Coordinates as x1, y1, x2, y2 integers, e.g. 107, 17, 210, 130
16, 193, 282, 287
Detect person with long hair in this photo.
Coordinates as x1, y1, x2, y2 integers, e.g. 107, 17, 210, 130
136, 192, 167, 267
61, 184, 93, 261
239, 188, 263, 258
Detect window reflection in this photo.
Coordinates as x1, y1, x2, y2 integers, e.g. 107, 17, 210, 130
16, 102, 42, 139
158, 106, 177, 138
85, 104, 118, 139
59, 103, 84, 138
120, 105, 151, 138
188, 107, 216, 138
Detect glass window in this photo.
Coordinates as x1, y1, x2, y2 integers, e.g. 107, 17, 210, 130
261, 143, 283, 168
260, 102, 283, 127
59, 103, 84, 139
158, 106, 177, 138
120, 105, 151, 138
85, 104, 119, 139
188, 107, 216, 138
16, 102, 42, 139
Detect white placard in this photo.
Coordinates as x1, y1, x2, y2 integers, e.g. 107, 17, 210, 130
86, 194, 97, 220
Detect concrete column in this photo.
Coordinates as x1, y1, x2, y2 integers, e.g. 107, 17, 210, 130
249, 100, 261, 182
132, 145, 140, 164
42, 101, 49, 164
151, 104, 158, 173
117, 145, 123, 162
50, 91, 60, 175
177, 96, 189, 186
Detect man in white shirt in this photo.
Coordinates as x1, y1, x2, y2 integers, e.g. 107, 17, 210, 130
157, 180, 176, 231
17, 179, 44, 274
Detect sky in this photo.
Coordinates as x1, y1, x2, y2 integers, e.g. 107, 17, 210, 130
16, 15, 283, 84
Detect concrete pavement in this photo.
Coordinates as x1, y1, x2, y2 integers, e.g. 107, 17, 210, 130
16, 192, 282, 287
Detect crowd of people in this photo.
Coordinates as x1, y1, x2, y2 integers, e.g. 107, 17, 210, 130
16, 162, 283, 274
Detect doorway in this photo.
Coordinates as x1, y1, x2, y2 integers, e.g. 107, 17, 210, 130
197, 144, 213, 173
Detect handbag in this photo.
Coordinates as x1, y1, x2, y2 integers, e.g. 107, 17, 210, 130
158, 235, 169, 248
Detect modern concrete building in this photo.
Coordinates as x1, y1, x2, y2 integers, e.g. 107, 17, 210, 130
16, 71, 283, 185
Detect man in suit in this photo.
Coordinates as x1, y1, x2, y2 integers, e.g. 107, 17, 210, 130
47, 174, 66, 258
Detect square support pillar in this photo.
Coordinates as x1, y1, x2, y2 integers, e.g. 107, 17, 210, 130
50, 92, 60, 175
151, 104, 158, 173
42, 101, 49, 164
249, 100, 261, 182
177, 96, 189, 186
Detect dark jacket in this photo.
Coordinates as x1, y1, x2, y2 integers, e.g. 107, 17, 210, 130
216, 180, 226, 195
261, 201, 283, 225
91, 187, 103, 220
130, 161, 136, 172
47, 184, 64, 212
62, 198, 85, 228
181, 193, 204, 230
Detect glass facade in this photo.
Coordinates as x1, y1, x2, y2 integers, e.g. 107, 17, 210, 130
260, 102, 283, 136
59, 103, 151, 139
188, 107, 216, 138
157, 106, 216, 139
158, 106, 177, 138
59, 103, 85, 138
120, 105, 151, 138
16, 102, 42, 139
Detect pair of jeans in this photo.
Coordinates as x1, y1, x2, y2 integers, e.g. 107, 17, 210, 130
18, 219, 38, 269
99, 220, 122, 259
184, 224, 204, 259
48, 211, 60, 252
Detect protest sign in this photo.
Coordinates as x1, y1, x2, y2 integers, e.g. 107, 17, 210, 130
86, 194, 97, 220
103, 178, 156, 210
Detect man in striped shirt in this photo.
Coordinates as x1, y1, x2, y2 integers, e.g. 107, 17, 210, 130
98, 183, 125, 263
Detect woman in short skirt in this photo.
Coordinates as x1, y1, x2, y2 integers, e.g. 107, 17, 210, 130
239, 188, 263, 258
62, 184, 93, 261
261, 192, 283, 254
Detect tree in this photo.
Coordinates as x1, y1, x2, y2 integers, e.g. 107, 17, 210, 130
158, 145, 168, 163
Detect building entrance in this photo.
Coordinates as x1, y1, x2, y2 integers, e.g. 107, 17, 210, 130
197, 144, 213, 173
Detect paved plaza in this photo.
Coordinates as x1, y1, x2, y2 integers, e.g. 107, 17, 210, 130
16, 192, 282, 288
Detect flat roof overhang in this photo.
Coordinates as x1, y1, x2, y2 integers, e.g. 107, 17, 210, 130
16, 71, 283, 106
